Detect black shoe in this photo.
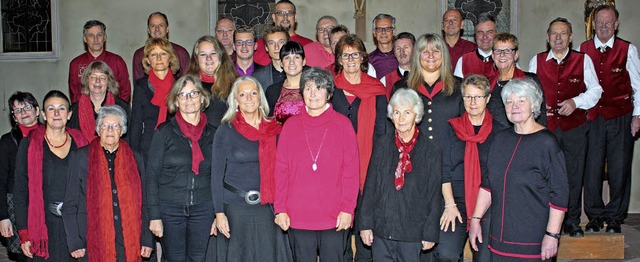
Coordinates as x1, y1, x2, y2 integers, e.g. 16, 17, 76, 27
585, 218, 604, 232
606, 221, 622, 234
563, 223, 584, 237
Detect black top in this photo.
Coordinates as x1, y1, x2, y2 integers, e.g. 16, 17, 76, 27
265, 80, 286, 117
202, 81, 229, 129
130, 76, 169, 159
488, 72, 548, 128
253, 63, 285, 92
0, 127, 22, 219
358, 131, 442, 243
145, 117, 216, 219
331, 88, 390, 138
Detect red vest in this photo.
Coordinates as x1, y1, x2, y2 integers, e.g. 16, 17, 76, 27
461, 51, 497, 78
580, 38, 633, 120
536, 51, 587, 132
384, 69, 403, 99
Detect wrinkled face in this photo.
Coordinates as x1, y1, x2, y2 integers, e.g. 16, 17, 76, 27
233, 32, 257, 60
98, 114, 123, 148
330, 32, 347, 53
462, 85, 489, 118
42, 97, 71, 129
235, 80, 260, 115
282, 53, 306, 77
491, 41, 519, 71
420, 45, 442, 73
475, 21, 496, 52
148, 45, 170, 72
373, 18, 395, 45
176, 81, 203, 114
593, 9, 618, 43
546, 22, 572, 54
394, 38, 413, 66
88, 69, 108, 96
266, 32, 288, 60
316, 18, 337, 49
392, 103, 417, 134
148, 14, 169, 39
272, 2, 296, 31
83, 25, 106, 53
505, 93, 533, 124
442, 10, 463, 37
12, 101, 39, 127
215, 19, 235, 48
303, 81, 329, 112
197, 41, 220, 76
339, 45, 363, 75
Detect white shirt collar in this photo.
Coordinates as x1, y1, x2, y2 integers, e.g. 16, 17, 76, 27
478, 49, 492, 58
546, 49, 570, 63
594, 36, 615, 49
398, 67, 408, 75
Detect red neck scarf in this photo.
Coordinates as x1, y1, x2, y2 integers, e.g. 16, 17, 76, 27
417, 81, 444, 100
18, 124, 38, 138
78, 93, 115, 141
334, 72, 386, 191
231, 113, 282, 203
175, 112, 207, 174
394, 128, 419, 190
24, 126, 88, 259
87, 139, 142, 262
489, 67, 526, 91
200, 72, 215, 84
448, 111, 493, 228
149, 69, 174, 129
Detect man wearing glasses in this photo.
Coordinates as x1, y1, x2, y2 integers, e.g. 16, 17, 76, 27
304, 16, 338, 68
454, 14, 498, 79
253, 0, 313, 66
369, 13, 398, 80
233, 26, 262, 76
529, 17, 603, 238
215, 16, 236, 59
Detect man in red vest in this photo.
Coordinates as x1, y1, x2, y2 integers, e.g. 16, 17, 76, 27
528, 17, 603, 238
380, 32, 414, 98
578, 5, 640, 234
442, 9, 476, 69
454, 14, 498, 79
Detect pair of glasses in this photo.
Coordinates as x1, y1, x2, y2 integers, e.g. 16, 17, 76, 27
316, 27, 335, 33
215, 29, 233, 35
374, 27, 394, 33
462, 95, 487, 101
234, 40, 255, 46
492, 48, 517, 55
12, 104, 34, 115
340, 52, 361, 60
100, 123, 122, 131
178, 90, 202, 100
274, 10, 295, 17
90, 75, 108, 82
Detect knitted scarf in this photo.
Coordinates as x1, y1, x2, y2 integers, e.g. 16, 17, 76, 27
78, 93, 115, 141
149, 69, 174, 129
199, 72, 215, 84
394, 128, 419, 190
175, 112, 207, 175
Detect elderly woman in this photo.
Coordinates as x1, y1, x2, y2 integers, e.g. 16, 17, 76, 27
487, 33, 546, 127
63, 105, 153, 261
469, 79, 568, 261
186, 35, 239, 128
274, 67, 359, 261
14, 90, 89, 261
358, 88, 442, 262
68, 61, 130, 142
0, 92, 40, 261
146, 75, 215, 261
212, 76, 290, 261
265, 41, 308, 124
130, 37, 179, 159
435, 75, 507, 261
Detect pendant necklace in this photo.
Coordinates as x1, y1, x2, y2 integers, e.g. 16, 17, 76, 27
304, 128, 328, 171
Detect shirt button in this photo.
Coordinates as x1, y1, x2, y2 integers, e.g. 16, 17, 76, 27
428, 118, 432, 122
113, 202, 118, 207
109, 168, 112, 171
428, 135, 433, 139
428, 127, 433, 131
112, 189, 117, 194
427, 101, 432, 106
348, 114, 352, 118
114, 215, 119, 220
428, 109, 432, 113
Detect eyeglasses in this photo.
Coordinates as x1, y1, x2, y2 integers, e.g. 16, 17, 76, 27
374, 27, 394, 33
274, 10, 295, 17
12, 104, 34, 115
462, 95, 487, 101
215, 29, 234, 35
340, 52, 361, 60
90, 75, 108, 82
177, 90, 201, 101
100, 123, 122, 131
492, 48, 517, 55
234, 40, 255, 47
316, 26, 335, 33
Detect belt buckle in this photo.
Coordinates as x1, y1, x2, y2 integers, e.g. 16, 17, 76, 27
245, 190, 261, 205
49, 202, 63, 217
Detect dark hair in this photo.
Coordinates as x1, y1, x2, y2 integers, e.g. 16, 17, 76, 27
334, 34, 369, 74
9, 91, 39, 113
43, 90, 71, 109
234, 26, 256, 42
329, 25, 350, 37
83, 20, 106, 35
593, 4, 619, 20
147, 12, 169, 27
275, 0, 296, 13
261, 26, 290, 45
300, 67, 334, 99
279, 41, 305, 60
547, 17, 573, 34
395, 32, 416, 45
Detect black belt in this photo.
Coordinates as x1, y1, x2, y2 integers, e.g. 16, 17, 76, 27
224, 182, 261, 205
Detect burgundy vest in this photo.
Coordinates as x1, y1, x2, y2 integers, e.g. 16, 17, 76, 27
461, 51, 497, 78
580, 38, 633, 120
384, 69, 403, 99
536, 51, 587, 132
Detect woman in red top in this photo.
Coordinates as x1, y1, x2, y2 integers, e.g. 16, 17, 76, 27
265, 41, 308, 124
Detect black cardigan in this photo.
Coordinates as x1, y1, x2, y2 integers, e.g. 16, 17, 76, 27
130, 76, 165, 159
331, 88, 391, 138
0, 127, 22, 220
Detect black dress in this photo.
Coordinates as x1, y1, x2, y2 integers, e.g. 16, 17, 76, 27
14, 139, 80, 262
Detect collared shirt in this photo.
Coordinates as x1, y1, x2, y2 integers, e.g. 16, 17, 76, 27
528, 50, 603, 110
448, 38, 477, 69
235, 61, 256, 77
454, 49, 492, 78
380, 67, 409, 87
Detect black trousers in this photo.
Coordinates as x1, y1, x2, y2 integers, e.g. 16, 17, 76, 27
289, 228, 349, 262
553, 123, 588, 225
584, 114, 634, 223
345, 194, 373, 261
435, 204, 491, 262
371, 237, 421, 262
159, 202, 215, 262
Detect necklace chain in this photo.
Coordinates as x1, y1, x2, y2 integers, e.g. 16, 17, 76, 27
45, 131, 69, 149
304, 128, 328, 171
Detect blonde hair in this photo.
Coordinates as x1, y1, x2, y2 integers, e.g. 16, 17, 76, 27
407, 33, 455, 96
142, 38, 180, 74
221, 77, 270, 124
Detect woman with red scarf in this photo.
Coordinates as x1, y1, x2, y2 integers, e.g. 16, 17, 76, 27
68, 61, 130, 142
130, 38, 180, 159
358, 88, 442, 261
436, 75, 507, 261
186, 35, 239, 128
63, 105, 153, 261
212, 76, 291, 261
14, 90, 89, 261
146, 75, 216, 262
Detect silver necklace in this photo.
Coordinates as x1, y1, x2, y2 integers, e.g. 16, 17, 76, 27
304, 128, 328, 171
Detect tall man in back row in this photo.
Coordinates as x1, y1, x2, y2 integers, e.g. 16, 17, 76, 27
369, 14, 398, 80
454, 14, 498, 79
442, 9, 476, 69
579, 5, 640, 234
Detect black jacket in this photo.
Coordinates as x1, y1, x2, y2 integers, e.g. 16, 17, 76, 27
489, 72, 547, 128
253, 62, 285, 92
130, 76, 168, 159
331, 88, 391, 137
265, 80, 286, 117
0, 127, 22, 220
145, 117, 216, 219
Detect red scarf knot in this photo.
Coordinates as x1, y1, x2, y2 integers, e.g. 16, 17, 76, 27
175, 112, 208, 175
394, 128, 419, 190
149, 69, 175, 129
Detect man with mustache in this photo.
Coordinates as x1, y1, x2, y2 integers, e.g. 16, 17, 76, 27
454, 14, 498, 79
233, 26, 263, 76
69, 20, 131, 103
304, 16, 338, 68
579, 5, 640, 234
380, 32, 414, 98
442, 9, 476, 69
528, 17, 603, 238
369, 13, 398, 80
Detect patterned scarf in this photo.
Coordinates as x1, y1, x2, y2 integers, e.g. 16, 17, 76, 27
394, 128, 419, 190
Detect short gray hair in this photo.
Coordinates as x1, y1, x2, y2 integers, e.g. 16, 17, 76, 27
501, 78, 543, 118
222, 77, 270, 124
316, 15, 338, 28
95, 105, 128, 134
388, 89, 424, 123
300, 67, 334, 99
372, 13, 396, 29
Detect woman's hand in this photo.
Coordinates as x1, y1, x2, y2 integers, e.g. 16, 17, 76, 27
541, 234, 559, 260
70, 248, 86, 258
216, 213, 231, 238
141, 246, 153, 258
21, 241, 33, 258
149, 219, 163, 238
360, 230, 374, 246
439, 205, 462, 232
0, 219, 13, 237
468, 219, 483, 251
274, 213, 290, 231
335, 212, 352, 231
210, 218, 217, 236
421, 241, 435, 250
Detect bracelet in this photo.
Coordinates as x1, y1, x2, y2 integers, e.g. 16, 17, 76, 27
444, 203, 457, 208
545, 231, 560, 240
470, 216, 482, 220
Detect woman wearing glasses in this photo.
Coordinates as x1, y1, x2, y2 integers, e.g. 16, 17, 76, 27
265, 41, 308, 124
145, 75, 216, 261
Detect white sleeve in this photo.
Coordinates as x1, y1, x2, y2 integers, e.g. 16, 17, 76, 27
528, 56, 538, 73
454, 57, 463, 78
626, 44, 640, 115
573, 54, 603, 110
380, 76, 387, 87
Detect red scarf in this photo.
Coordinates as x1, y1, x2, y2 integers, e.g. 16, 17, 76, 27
78, 93, 115, 141
18, 124, 38, 138
489, 67, 526, 91
200, 72, 215, 84
175, 112, 207, 175
87, 139, 142, 262
231, 113, 282, 203
448, 111, 493, 228
149, 69, 174, 129
334, 72, 386, 191
23, 126, 88, 259
394, 128, 419, 190
417, 81, 444, 100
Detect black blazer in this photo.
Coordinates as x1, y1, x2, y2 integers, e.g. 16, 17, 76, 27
130, 76, 169, 159
265, 80, 285, 117
253, 62, 285, 92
